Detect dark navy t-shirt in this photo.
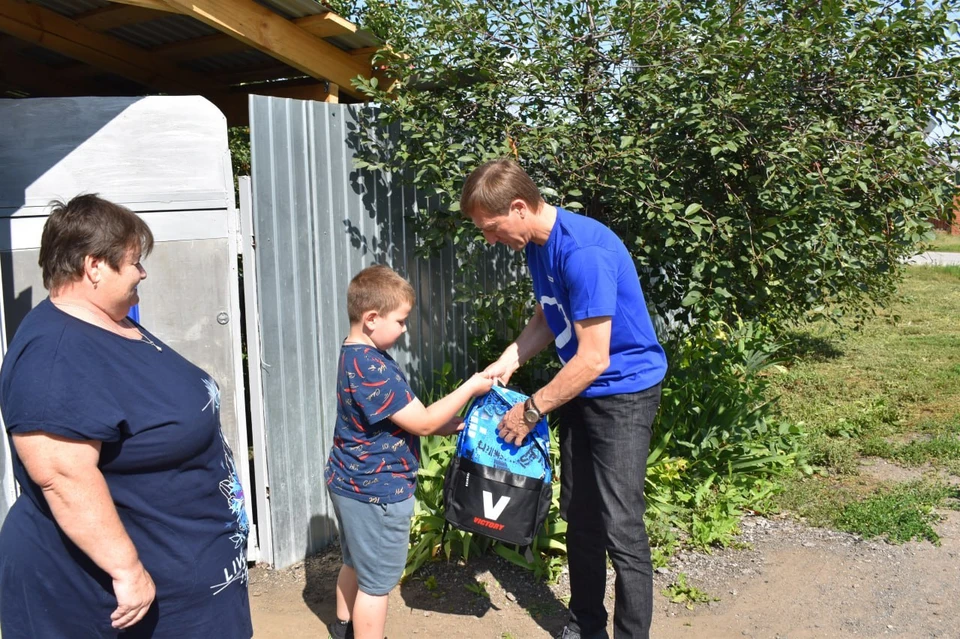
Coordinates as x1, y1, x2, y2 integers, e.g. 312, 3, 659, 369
324, 344, 417, 504
526, 207, 667, 396
0, 299, 252, 638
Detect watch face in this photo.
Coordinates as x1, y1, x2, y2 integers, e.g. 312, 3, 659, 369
524, 408, 540, 424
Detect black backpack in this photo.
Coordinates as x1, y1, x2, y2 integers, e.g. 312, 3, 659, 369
442, 385, 552, 546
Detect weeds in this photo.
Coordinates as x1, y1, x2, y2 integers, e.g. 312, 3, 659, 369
869, 432, 960, 467
835, 481, 952, 544
662, 573, 718, 609
464, 581, 489, 598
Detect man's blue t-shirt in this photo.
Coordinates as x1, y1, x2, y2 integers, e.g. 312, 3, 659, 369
0, 299, 252, 638
525, 207, 667, 397
324, 344, 417, 504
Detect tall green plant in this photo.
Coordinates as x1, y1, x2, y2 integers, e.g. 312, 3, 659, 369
646, 320, 807, 548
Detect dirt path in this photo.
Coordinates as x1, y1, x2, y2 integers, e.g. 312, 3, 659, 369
249, 507, 960, 638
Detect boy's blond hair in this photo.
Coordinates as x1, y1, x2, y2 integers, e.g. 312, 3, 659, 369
460, 158, 543, 218
347, 264, 416, 323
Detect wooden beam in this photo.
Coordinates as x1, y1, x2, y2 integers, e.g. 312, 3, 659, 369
149, 13, 367, 64
76, 4, 170, 31
0, 0, 222, 93
214, 63, 306, 86
325, 82, 339, 104
103, 0, 177, 12
209, 82, 336, 127
158, 0, 371, 99
0, 51, 100, 95
294, 13, 356, 39
151, 30, 246, 62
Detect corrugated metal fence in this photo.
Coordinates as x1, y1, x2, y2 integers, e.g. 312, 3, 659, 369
249, 96, 521, 569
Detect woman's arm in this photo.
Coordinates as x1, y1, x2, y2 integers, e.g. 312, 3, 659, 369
13, 431, 155, 630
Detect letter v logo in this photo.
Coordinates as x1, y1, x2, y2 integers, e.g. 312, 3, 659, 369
482, 491, 511, 520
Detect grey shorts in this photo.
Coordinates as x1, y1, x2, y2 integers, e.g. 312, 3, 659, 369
328, 491, 415, 596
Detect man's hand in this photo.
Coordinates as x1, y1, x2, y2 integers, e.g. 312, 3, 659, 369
497, 403, 534, 445
111, 563, 155, 629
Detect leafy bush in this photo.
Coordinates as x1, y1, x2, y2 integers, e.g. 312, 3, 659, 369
349, 0, 960, 333
646, 320, 807, 549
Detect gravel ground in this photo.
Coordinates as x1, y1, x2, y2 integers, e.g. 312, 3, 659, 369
250, 507, 960, 638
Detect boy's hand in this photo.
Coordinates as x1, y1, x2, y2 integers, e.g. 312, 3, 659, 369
467, 372, 495, 396
482, 359, 516, 386
436, 416, 465, 436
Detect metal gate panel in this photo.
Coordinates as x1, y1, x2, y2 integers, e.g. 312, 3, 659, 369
249, 96, 523, 568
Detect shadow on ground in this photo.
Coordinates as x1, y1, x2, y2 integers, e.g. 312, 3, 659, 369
780, 331, 844, 363
398, 553, 567, 636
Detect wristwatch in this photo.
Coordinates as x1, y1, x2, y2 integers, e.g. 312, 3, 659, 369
523, 395, 542, 425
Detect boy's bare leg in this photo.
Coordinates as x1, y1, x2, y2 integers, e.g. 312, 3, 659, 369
336, 565, 358, 622
352, 592, 389, 639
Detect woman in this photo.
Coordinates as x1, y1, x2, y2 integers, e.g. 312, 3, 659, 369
0, 194, 252, 638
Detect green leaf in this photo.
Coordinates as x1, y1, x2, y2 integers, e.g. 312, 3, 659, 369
681, 290, 702, 306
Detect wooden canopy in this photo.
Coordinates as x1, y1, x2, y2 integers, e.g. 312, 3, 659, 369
0, 0, 383, 125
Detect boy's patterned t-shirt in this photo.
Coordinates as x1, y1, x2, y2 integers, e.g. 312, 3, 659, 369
324, 344, 417, 504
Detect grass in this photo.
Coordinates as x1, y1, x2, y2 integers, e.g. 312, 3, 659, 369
768, 265, 960, 542
929, 231, 960, 253
834, 481, 953, 545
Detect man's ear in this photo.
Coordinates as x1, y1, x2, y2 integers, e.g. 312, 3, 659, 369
511, 198, 529, 218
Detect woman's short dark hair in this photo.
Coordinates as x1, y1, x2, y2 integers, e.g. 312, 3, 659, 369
39, 194, 155, 292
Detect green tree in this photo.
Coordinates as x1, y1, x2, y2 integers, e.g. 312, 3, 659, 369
350, 0, 960, 329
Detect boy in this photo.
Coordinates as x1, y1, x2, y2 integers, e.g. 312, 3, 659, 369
324, 265, 493, 639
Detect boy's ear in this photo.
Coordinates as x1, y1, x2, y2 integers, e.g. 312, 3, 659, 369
362, 309, 379, 330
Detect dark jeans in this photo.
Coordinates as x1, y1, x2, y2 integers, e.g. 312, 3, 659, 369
557, 383, 661, 639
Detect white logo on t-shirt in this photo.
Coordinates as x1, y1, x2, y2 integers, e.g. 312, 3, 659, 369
540, 295, 572, 349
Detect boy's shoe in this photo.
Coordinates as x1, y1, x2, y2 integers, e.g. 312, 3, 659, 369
327, 619, 354, 639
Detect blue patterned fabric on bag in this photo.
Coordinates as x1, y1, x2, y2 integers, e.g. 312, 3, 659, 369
457, 385, 551, 481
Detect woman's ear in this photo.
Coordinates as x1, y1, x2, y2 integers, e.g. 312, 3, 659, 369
84, 255, 102, 288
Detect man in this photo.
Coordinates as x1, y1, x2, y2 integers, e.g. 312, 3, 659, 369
461, 159, 667, 639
